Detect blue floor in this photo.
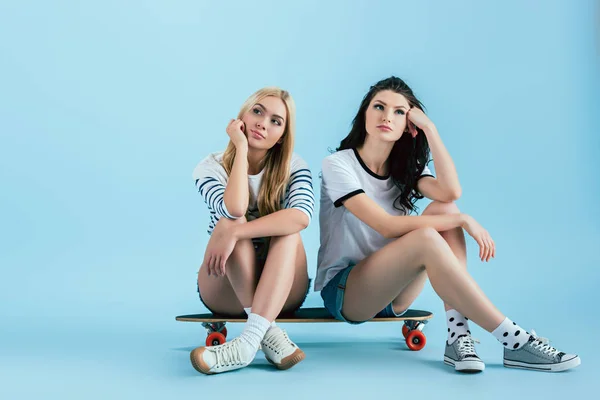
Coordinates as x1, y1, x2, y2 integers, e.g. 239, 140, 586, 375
3, 233, 598, 399
3, 291, 598, 400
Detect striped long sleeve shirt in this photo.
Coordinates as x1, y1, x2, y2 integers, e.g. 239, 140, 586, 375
192, 152, 315, 235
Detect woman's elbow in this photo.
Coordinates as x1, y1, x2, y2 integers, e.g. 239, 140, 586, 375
448, 186, 462, 201
228, 210, 246, 219
289, 209, 310, 230
224, 203, 247, 219
445, 186, 462, 202
298, 214, 310, 230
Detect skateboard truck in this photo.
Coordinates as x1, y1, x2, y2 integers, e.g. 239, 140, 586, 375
202, 322, 228, 346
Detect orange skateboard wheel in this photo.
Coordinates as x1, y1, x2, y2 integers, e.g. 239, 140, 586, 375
206, 332, 226, 347
402, 325, 410, 339
406, 330, 426, 351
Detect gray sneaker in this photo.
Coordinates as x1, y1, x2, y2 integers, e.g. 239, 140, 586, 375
444, 334, 485, 373
503, 330, 580, 372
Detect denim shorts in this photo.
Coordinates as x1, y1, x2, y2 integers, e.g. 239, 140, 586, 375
320, 264, 408, 324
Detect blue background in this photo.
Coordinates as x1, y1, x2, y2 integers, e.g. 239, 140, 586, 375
1, 1, 598, 398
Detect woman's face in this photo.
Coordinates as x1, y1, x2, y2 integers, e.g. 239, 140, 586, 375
241, 95, 287, 150
364, 90, 410, 143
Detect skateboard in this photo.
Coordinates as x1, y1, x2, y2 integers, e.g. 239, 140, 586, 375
176, 307, 433, 351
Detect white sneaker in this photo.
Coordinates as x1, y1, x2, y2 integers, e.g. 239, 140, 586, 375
260, 326, 305, 370
190, 338, 255, 375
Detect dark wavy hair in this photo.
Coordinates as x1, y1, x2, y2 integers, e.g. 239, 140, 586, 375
337, 76, 431, 214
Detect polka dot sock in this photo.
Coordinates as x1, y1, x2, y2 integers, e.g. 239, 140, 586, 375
492, 317, 532, 350
446, 309, 470, 345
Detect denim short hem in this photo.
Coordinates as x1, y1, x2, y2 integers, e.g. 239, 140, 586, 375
320, 264, 410, 324
320, 264, 366, 325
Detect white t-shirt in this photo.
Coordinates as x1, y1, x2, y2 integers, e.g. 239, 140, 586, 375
192, 152, 315, 235
315, 148, 433, 291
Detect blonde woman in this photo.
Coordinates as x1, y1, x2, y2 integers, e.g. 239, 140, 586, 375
190, 87, 314, 375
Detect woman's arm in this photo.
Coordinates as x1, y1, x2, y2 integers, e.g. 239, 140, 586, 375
232, 208, 309, 240
232, 157, 315, 239
343, 193, 465, 239
342, 193, 494, 261
203, 209, 309, 276
408, 109, 461, 202
222, 146, 249, 218
222, 119, 251, 217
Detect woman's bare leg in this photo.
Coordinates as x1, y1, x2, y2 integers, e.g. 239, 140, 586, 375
384, 201, 469, 315
342, 227, 504, 332
197, 219, 308, 319
197, 218, 258, 316
252, 233, 309, 321
421, 201, 469, 312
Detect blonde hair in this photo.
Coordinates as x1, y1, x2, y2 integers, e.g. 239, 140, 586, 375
222, 87, 296, 217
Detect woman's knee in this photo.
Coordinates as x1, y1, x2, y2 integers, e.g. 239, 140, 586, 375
422, 200, 460, 216
229, 239, 256, 263
404, 227, 445, 244
399, 227, 451, 259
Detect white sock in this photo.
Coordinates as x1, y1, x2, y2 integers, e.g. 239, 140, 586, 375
492, 317, 532, 350
239, 313, 271, 354
446, 309, 470, 345
244, 307, 276, 328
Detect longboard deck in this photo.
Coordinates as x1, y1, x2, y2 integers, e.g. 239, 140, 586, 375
176, 307, 432, 323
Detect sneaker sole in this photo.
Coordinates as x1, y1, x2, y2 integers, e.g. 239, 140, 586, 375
265, 348, 306, 370
504, 355, 581, 372
444, 356, 485, 373
190, 348, 214, 375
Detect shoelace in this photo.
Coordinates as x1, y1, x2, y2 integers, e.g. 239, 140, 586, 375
457, 335, 480, 356
264, 329, 294, 354
212, 339, 244, 367
529, 329, 560, 357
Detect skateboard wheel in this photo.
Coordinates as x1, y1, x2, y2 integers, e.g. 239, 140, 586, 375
221, 327, 228, 338
402, 325, 410, 339
406, 330, 426, 351
206, 332, 226, 347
